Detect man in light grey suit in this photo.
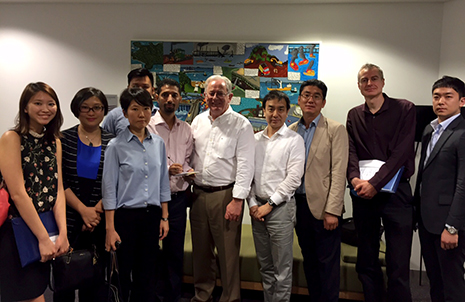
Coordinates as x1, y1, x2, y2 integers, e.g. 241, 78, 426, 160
289, 79, 349, 302
415, 75, 465, 302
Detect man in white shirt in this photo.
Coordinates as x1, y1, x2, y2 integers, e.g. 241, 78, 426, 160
190, 75, 255, 302
147, 78, 193, 302
248, 90, 305, 302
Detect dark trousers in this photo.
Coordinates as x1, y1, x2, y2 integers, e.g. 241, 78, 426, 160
351, 182, 413, 302
114, 206, 162, 302
157, 191, 188, 302
295, 194, 341, 302
418, 222, 465, 302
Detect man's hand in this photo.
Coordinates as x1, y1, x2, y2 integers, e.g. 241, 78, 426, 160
183, 168, 196, 183
249, 205, 259, 220
169, 163, 183, 176
441, 229, 459, 250
225, 198, 243, 221
324, 213, 339, 231
353, 178, 377, 199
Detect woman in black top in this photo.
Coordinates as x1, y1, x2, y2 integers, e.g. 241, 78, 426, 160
53, 87, 114, 302
0, 82, 69, 301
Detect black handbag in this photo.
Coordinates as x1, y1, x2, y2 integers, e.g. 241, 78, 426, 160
106, 250, 122, 302
50, 245, 98, 292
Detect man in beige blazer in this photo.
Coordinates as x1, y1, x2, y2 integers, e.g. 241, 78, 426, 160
289, 79, 348, 302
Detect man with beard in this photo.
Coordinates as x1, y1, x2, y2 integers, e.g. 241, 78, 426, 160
147, 78, 194, 302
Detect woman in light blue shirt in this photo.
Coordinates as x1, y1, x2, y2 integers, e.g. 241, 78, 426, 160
102, 88, 170, 302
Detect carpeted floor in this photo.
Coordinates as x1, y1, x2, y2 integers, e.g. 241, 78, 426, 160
3, 270, 431, 301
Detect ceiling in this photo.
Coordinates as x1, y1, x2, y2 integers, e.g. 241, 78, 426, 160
0, 0, 449, 4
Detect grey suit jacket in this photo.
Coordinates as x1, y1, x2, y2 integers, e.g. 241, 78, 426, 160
415, 116, 465, 234
289, 114, 349, 220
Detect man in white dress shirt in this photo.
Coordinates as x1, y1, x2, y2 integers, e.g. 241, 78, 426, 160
190, 75, 255, 302
248, 90, 305, 302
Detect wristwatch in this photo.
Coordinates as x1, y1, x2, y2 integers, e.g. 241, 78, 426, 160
161, 217, 169, 222
267, 198, 276, 207
445, 224, 458, 235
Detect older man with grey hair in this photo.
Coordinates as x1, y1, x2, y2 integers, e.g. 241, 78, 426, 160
190, 75, 255, 302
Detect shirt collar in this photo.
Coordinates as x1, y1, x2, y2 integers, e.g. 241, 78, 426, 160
153, 111, 180, 127
151, 105, 159, 116
430, 113, 461, 131
298, 113, 321, 130
208, 106, 232, 123
262, 123, 288, 139
123, 126, 152, 143
363, 93, 390, 115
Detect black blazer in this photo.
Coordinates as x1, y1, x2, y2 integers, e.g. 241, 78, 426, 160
414, 116, 465, 235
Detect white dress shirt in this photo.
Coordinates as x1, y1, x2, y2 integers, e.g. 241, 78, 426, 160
147, 111, 193, 192
248, 124, 305, 207
191, 106, 255, 200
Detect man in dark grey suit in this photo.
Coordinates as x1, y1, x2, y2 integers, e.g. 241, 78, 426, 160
415, 76, 465, 302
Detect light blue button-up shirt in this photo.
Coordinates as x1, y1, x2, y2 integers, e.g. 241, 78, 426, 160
296, 113, 321, 194
102, 127, 171, 210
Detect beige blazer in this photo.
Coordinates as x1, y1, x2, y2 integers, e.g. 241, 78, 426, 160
289, 114, 349, 220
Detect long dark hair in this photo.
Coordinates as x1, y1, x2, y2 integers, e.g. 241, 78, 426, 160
14, 82, 63, 142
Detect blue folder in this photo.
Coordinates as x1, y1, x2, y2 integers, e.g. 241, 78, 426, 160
380, 166, 405, 193
11, 210, 58, 267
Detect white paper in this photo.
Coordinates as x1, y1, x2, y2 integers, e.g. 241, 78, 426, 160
174, 171, 199, 177
358, 159, 385, 180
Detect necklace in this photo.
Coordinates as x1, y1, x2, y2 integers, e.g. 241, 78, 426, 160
79, 126, 100, 147
29, 129, 45, 138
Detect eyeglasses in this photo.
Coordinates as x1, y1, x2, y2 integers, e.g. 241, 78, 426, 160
206, 91, 229, 98
80, 105, 104, 113
300, 94, 323, 101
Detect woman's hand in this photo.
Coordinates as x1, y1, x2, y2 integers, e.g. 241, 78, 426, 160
54, 233, 70, 257
159, 220, 169, 240
38, 237, 57, 262
80, 206, 102, 228
105, 229, 121, 252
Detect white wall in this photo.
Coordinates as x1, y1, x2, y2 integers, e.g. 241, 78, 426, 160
0, 2, 448, 270
439, 0, 465, 79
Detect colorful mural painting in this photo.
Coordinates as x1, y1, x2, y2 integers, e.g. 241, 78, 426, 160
131, 41, 320, 132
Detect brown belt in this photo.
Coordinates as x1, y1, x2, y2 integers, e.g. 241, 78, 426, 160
193, 182, 235, 193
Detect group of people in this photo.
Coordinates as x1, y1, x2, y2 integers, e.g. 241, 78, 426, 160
0, 63, 463, 302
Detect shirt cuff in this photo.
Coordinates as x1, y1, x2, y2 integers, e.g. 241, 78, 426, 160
269, 192, 285, 206
232, 185, 250, 200
247, 196, 259, 208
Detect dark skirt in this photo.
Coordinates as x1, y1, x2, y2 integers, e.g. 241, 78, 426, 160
0, 219, 50, 302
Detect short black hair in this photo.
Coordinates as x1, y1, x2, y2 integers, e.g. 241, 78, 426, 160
70, 87, 109, 118
127, 68, 154, 87
157, 78, 181, 94
262, 90, 290, 110
299, 79, 328, 100
119, 88, 153, 112
432, 76, 465, 99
